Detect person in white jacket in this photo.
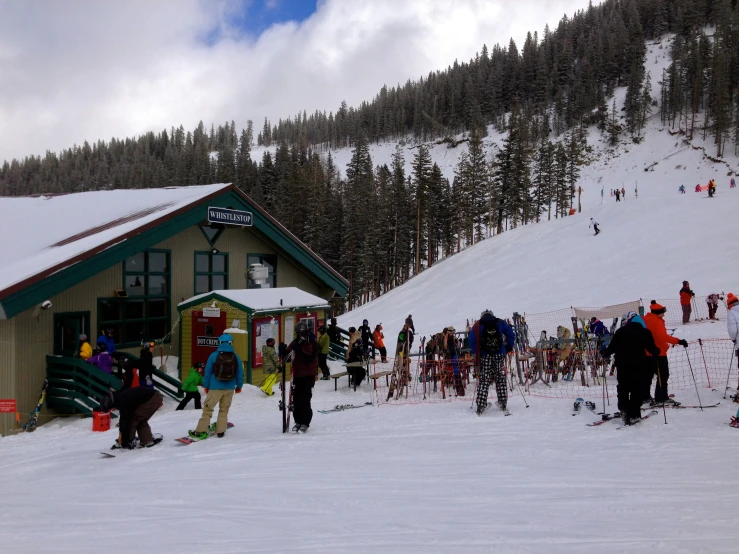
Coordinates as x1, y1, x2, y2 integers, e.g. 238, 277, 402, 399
727, 293, 739, 347
589, 218, 600, 236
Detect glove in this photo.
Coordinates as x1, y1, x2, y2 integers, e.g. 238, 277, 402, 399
203, 388, 209, 394
678, 339, 688, 348
235, 388, 242, 394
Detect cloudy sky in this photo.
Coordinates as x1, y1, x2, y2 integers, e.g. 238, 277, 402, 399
0, 0, 593, 163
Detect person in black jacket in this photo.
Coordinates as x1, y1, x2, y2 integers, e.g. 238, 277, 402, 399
138, 341, 156, 389
101, 387, 164, 449
359, 319, 373, 357
604, 312, 660, 425
327, 317, 342, 346
405, 315, 415, 348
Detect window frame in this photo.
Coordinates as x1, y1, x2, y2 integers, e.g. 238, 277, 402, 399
194, 251, 230, 295
247, 253, 278, 289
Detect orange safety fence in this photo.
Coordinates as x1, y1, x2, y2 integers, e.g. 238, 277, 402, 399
647, 295, 728, 328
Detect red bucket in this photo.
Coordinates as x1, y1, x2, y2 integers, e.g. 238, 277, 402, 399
92, 410, 111, 432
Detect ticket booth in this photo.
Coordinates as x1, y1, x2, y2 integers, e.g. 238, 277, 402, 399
178, 288, 330, 385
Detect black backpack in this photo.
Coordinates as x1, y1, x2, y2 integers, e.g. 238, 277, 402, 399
481, 320, 503, 354
212, 352, 238, 381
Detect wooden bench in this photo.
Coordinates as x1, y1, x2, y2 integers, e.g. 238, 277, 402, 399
371, 370, 393, 390
330, 371, 350, 391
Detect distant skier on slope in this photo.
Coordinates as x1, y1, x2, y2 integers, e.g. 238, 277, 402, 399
589, 218, 600, 235
678, 185, 686, 194
680, 281, 695, 324
731, 178, 736, 189
706, 293, 723, 321
468, 310, 515, 415
615, 189, 621, 201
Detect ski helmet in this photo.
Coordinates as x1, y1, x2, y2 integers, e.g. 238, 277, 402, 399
295, 321, 309, 337
480, 309, 494, 319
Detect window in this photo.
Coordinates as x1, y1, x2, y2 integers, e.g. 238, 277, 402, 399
247, 254, 277, 288
199, 224, 225, 247
98, 250, 171, 347
194, 251, 229, 294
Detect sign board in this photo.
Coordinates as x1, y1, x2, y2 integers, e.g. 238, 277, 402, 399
284, 316, 295, 344
207, 207, 252, 226
202, 307, 221, 318
0, 399, 16, 413
196, 336, 219, 348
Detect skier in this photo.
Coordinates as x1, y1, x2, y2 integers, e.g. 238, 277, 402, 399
615, 189, 621, 201
359, 319, 373, 358
589, 218, 600, 236
373, 324, 387, 363
468, 310, 515, 415
87, 342, 114, 375
643, 301, 688, 406
79, 333, 92, 361
189, 334, 243, 440
317, 325, 331, 380
100, 387, 164, 449
731, 178, 736, 189
621, 187, 626, 198
678, 185, 686, 194
285, 321, 318, 432
680, 281, 695, 324
138, 341, 156, 389
604, 312, 660, 425
706, 293, 722, 321
260, 337, 281, 394
176, 362, 204, 410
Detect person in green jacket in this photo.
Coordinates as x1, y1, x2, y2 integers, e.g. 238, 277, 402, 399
317, 325, 331, 380
176, 362, 204, 410
260, 338, 281, 396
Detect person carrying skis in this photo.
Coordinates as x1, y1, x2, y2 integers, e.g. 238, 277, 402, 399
177, 362, 204, 410
260, 338, 281, 394
79, 334, 92, 361
189, 334, 243, 439
706, 293, 722, 321
100, 387, 164, 449
317, 325, 331, 380
359, 319, 373, 358
87, 342, 114, 375
680, 281, 695, 324
285, 321, 318, 433
604, 312, 660, 425
468, 310, 515, 415
643, 301, 688, 406
373, 324, 387, 363
138, 341, 156, 389
589, 218, 600, 236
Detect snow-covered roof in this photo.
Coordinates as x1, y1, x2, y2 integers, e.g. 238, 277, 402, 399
179, 288, 330, 313
0, 183, 231, 296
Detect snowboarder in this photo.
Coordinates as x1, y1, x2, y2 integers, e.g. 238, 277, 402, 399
87, 342, 114, 375
589, 218, 600, 235
678, 185, 686, 194
317, 325, 331, 380
604, 312, 660, 425
373, 324, 387, 363
177, 362, 204, 410
680, 281, 695, 324
706, 293, 722, 321
359, 319, 373, 358
643, 301, 687, 406
468, 310, 515, 415
100, 387, 164, 449
260, 338, 281, 394
79, 333, 92, 361
138, 341, 156, 389
189, 334, 243, 440
285, 321, 318, 432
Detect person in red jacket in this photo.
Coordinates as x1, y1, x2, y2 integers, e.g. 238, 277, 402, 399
286, 321, 318, 433
679, 280, 695, 324
643, 301, 688, 405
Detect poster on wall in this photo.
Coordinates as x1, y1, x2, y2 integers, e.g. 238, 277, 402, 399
252, 317, 280, 367
284, 316, 295, 345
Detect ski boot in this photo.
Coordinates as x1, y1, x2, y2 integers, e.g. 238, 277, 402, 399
585, 401, 596, 412
291, 424, 301, 433
298, 425, 309, 433
188, 430, 209, 441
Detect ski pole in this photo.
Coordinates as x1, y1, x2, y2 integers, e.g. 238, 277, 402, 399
684, 347, 703, 411
697, 339, 712, 388
512, 354, 529, 408
723, 347, 736, 399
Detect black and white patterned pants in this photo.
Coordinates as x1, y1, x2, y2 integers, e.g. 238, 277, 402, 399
477, 353, 507, 409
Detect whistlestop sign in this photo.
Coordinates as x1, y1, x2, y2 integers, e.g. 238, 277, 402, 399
0, 399, 16, 413
207, 207, 252, 226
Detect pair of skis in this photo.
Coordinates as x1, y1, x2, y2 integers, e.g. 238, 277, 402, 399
279, 351, 295, 433
317, 402, 372, 414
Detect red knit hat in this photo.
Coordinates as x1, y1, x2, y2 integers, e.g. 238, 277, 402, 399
650, 301, 667, 314
727, 293, 739, 307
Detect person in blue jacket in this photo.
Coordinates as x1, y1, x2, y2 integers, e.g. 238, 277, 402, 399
96, 328, 116, 355
189, 334, 243, 439
468, 310, 515, 415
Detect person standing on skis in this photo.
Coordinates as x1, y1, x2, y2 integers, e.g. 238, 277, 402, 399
286, 321, 318, 433
680, 281, 696, 324
643, 301, 688, 406
468, 310, 515, 415
589, 218, 600, 235
604, 312, 660, 425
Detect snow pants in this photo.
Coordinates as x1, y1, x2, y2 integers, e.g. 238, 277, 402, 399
476, 353, 507, 409
127, 391, 163, 444
682, 304, 692, 324
708, 303, 718, 320
378, 346, 387, 362
293, 375, 315, 427
593, 224, 600, 235
318, 353, 330, 378
195, 389, 233, 434
176, 391, 201, 411
616, 370, 642, 419
645, 356, 670, 403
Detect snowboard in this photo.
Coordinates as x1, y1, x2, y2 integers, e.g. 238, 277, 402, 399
175, 422, 234, 445
317, 402, 372, 414
102, 435, 163, 457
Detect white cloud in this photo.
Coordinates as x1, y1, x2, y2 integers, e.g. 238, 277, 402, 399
0, 0, 593, 162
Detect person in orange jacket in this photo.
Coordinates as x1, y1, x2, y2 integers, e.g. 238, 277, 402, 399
643, 301, 688, 405
679, 280, 695, 324
372, 324, 387, 363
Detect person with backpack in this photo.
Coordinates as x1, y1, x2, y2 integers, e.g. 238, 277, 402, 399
468, 310, 515, 415
189, 334, 243, 439
604, 312, 660, 425
317, 325, 331, 380
176, 362, 204, 410
680, 281, 695, 324
286, 321, 319, 433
